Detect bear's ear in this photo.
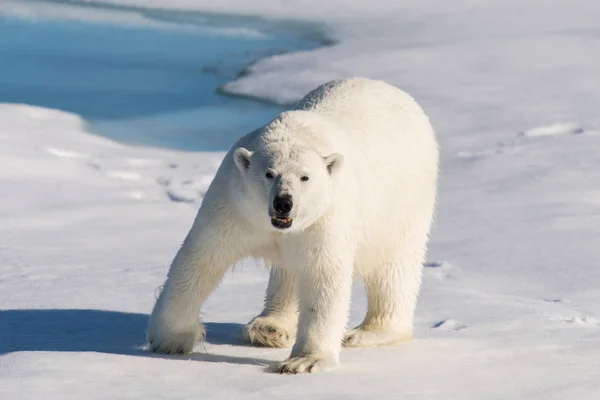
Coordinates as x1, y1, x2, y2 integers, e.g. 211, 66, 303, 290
324, 153, 344, 175
233, 147, 253, 172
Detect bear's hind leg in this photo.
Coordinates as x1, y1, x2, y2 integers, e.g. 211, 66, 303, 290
242, 267, 297, 348
343, 253, 424, 348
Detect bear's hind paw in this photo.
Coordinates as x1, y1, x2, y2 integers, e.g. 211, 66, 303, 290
241, 316, 296, 348
343, 327, 412, 348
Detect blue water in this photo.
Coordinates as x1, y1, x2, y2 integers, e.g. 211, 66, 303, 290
0, 7, 326, 150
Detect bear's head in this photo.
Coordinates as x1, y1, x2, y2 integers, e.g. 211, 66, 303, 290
231, 138, 343, 233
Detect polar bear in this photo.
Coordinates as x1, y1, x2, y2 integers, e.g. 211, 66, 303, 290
147, 77, 439, 374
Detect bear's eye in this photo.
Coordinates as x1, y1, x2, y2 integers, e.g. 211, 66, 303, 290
265, 171, 274, 179
300, 176, 309, 182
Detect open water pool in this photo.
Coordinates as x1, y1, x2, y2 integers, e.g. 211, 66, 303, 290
0, 2, 327, 150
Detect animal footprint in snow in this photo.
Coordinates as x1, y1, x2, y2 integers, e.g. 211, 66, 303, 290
424, 260, 455, 280
424, 261, 450, 268
161, 175, 210, 204
519, 122, 584, 138
166, 189, 197, 203
432, 319, 467, 331
563, 315, 600, 326
543, 298, 567, 304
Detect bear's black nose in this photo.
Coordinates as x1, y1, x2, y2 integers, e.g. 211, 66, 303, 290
273, 194, 293, 215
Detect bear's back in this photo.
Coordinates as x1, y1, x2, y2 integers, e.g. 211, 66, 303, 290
294, 78, 435, 158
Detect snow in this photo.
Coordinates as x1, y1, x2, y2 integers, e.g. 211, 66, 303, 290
2, 0, 600, 399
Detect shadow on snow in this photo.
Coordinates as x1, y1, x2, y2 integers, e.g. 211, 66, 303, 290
0, 309, 269, 366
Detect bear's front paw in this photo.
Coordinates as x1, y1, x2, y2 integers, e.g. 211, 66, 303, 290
242, 316, 296, 348
147, 320, 205, 355
273, 354, 339, 374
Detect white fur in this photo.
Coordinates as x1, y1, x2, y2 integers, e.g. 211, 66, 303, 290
147, 78, 439, 374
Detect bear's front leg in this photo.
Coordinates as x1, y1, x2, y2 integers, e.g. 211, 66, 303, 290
147, 208, 243, 354
274, 232, 354, 374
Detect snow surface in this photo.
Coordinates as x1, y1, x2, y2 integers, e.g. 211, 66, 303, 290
2, 0, 600, 399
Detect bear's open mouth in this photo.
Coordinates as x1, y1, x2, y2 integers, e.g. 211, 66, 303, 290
271, 216, 293, 229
